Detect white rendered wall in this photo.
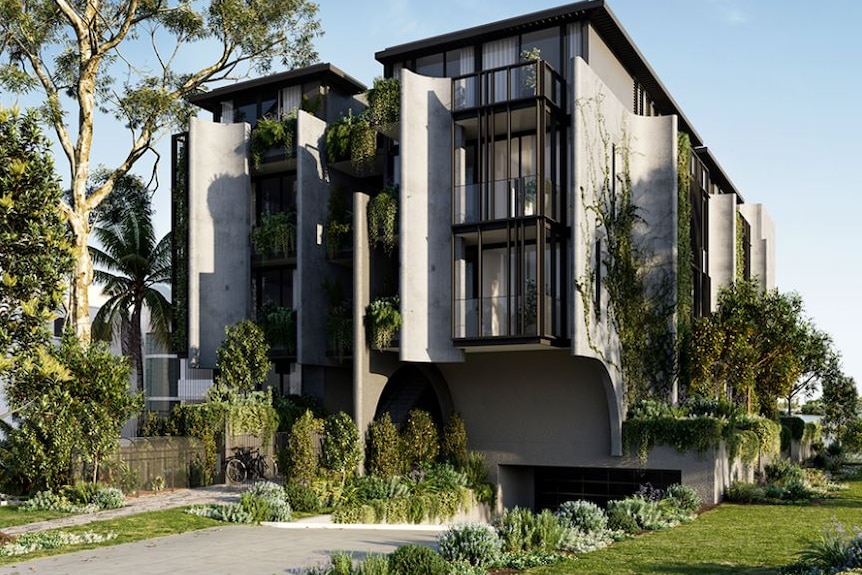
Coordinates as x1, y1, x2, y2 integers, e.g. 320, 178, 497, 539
187, 118, 251, 368
586, 25, 634, 113
399, 69, 464, 363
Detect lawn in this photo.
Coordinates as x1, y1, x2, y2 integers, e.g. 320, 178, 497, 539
528, 480, 862, 575
0, 508, 221, 565
0, 507, 71, 529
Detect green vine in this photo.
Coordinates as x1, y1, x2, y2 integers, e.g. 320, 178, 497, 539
367, 186, 398, 255
736, 211, 746, 283
365, 295, 401, 351
574, 96, 678, 404
325, 111, 378, 175
676, 132, 694, 334
249, 110, 297, 168
251, 211, 296, 258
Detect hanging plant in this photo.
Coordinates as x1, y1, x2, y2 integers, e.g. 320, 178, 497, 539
325, 113, 354, 163
349, 115, 377, 175
250, 110, 297, 168
251, 211, 296, 258
257, 301, 296, 352
367, 186, 398, 255
366, 296, 401, 351
368, 77, 400, 131
325, 186, 352, 258
324, 281, 352, 362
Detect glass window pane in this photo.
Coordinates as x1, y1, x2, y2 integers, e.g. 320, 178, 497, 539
416, 53, 444, 77
522, 27, 561, 72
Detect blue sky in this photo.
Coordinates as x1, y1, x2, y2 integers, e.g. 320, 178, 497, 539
11, 0, 860, 394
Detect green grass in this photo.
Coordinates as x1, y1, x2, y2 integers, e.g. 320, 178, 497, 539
528, 480, 862, 575
0, 507, 72, 529
0, 508, 221, 565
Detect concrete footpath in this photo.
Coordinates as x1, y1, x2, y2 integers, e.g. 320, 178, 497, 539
0, 485, 444, 574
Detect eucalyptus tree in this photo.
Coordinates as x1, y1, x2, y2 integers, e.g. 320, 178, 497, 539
0, 0, 322, 343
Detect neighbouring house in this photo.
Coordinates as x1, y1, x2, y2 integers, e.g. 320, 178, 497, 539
171, 0, 776, 507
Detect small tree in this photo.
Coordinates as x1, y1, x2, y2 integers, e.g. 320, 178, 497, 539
822, 372, 859, 446
401, 409, 440, 470
286, 410, 322, 484
6, 334, 142, 490
321, 412, 362, 486
214, 320, 271, 395
365, 413, 403, 478
441, 413, 469, 469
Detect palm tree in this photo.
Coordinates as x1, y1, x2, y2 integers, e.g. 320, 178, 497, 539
90, 209, 172, 394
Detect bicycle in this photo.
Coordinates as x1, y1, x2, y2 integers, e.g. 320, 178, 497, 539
224, 446, 274, 484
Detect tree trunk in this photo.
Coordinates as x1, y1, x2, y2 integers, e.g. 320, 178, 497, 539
130, 302, 144, 394
70, 217, 93, 345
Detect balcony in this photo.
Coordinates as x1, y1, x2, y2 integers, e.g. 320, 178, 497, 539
454, 294, 562, 340
452, 60, 564, 112
454, 176, 561, 224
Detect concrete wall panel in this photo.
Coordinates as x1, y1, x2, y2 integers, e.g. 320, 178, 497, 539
708, 193, 739, 310
739, 203, 776, 290
586, 24, 634, 113
399, 69, 464, 363
187, 118, 251, 368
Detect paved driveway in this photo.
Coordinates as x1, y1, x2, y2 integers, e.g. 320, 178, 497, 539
0, 525, 441, 575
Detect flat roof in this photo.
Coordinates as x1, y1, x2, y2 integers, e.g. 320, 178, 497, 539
189, 63, 367, 115
376, 0, 742, 200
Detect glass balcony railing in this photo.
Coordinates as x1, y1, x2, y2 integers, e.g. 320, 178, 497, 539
452, 60, 564, 112
453, 295, 562, 339
454, 176, 561, 224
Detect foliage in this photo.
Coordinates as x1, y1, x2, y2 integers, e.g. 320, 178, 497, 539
168, 403, 225, 485
401, 410, 440, 470
324, 281, 353, 362
0, 0, 321, 343
686, 279, 809, 417
91, 487, 125, 510
250, 110, 297, 167
555, 500, 608, 533
287, 410, 323, 484
785, 323, 840, 416
497, 507, 566, 554
251, 211, 297, 258
224, 390, 279, 442
325, 111, 378, 174
676, 132, 694, 387
366, 413, 404, 478
257, 301, 296, 352
367, 187, 399, 255
214, 320, 271, 394
441, 413, 469, 469
366, 296, 402, 351
186, 502, 252, 524
464, 452, 495, 505
284, 480, 323, 513
19, 485, 125, 513
325, 185, 352, 258
273, 394, 325, 433
367, 77, 401, 131
607, 496, 674, 534
239, 481, 291, 522
822, 373, 859, 445
0, 106, 72, 369
388, 544, 449, 575
437, 523, 502, 568
791, 522, 862, 575
0, 530, 117, 558
321, 412, 363, 485
783, 416, 808, 442
663, 483, 702, 515
91, 204, 172, 394
6, 334, 142, 490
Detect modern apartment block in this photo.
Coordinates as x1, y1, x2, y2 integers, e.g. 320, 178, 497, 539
172, 0, 775, 507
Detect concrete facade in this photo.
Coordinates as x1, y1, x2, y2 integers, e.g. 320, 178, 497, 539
175, 2, 778, 510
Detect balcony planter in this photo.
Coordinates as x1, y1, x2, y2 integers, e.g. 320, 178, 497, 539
325, 111, 379, 176
366, 296, 401, 351
327, 299, 353, 362
258, 302, 296, 354
250, 112, 297, 169
251, 211, 296, 259
325, 185, 352, 259
368, 77, 400, 140
367, 186, 398, 255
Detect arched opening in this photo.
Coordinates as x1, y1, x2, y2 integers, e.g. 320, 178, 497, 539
373, 364, 453, 428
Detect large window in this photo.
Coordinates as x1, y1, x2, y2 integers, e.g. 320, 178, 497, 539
256, 175, 297, 220
232, 90, 278, 126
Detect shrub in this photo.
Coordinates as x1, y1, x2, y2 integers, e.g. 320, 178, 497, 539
558, 526, 614, 553
533, 509, 566, 551
498, 506, 537, 553
321, 412, 363, 483
359, 554, 389, 575
91, 487, 125, 510
794, 521, 862, 574
62, 482, 99, 505
606, 496, 673, 533
555, 500, 608, 533
766, 458, 806, 485
441, 413, 469, 469
401, 410, 439, 470
464, 452, 494, 505
725, 481, 766, 503
366, 414, 404, 478
664, 483, 702, 515
0, 531, 118, 558
287, 410, 323, 484
187, 503, 253, 523
421, 463, 467, 493
240, 481, 292, 522
388, 545, 449, 575
285, 481, 322, 513
437, 523, 502, 568
500, 550, 565, 569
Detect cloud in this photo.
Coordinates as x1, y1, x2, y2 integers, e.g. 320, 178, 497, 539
707, 0, 751, 25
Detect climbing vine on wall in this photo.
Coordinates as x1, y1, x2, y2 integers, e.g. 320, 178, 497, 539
575, 96, 678, 406
676, 132, 694, 396
736, 211, 746, 283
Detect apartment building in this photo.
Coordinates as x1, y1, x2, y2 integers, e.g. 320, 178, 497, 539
172, 1, 775, 507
